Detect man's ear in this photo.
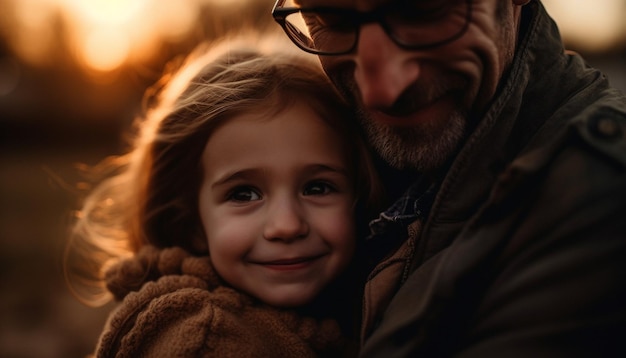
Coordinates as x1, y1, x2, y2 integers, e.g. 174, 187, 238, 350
513, 0, 532, 5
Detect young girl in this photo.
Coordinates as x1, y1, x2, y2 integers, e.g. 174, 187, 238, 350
66, 36, 382, 357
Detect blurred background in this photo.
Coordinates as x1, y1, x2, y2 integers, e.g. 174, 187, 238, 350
0, 0, 624, 357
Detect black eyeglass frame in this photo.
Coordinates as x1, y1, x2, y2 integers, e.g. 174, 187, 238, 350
272, 0, 473, 56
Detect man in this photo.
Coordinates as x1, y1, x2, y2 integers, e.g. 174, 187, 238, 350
272, 0, 626, 356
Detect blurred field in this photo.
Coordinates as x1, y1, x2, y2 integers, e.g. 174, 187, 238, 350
0, 1, 278, 357
0, 50, 160, 358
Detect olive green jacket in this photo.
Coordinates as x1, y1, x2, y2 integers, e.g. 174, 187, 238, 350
360, 2, 626, 357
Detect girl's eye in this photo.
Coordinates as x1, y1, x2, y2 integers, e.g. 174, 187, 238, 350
303, 181, 335, 196
228, 187, 261, 202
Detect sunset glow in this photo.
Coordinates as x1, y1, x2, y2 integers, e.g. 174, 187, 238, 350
81, 29, 131, 72
11, 0, 57, 66
2, 0, 625, 77
4, 0, 201, 75
543, 0, 626, 52
60, 0, 199, 74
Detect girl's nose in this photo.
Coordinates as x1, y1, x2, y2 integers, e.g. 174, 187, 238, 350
353, 23, 421, 109
263, 197, 308, 242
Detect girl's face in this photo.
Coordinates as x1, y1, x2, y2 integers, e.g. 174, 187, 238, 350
198, 101, 356, 307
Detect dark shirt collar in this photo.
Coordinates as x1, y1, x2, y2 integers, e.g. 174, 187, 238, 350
365, 176, 438, 265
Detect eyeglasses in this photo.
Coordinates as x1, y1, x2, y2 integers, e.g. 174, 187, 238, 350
272, 0, 472, 56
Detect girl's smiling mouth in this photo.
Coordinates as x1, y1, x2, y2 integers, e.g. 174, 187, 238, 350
253, 255, 325, 271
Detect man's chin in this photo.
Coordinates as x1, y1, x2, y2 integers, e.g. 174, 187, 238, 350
329, 70, 467, 171
360, 109, 466, 173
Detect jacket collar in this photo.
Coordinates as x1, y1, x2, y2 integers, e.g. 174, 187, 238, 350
417, 0, 606, 261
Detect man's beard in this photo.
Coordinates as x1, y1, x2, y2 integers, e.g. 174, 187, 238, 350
327, 65, 469, 172
358, 106, 466, 172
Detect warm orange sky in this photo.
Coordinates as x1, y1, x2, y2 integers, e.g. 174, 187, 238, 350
2, 0, 625, 74
6, 0, 203, 72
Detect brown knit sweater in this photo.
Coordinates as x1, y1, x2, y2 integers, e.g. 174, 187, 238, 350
95, 246, 354, 357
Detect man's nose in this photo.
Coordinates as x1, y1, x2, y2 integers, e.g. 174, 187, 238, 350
353, 23, 421, 109
263, 197, 308, 242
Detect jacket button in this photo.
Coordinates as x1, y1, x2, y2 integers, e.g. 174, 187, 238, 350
589, 117, 623, 140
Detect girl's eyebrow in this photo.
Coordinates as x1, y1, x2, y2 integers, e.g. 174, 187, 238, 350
210, 163, 350, 189
304, 163, 350, 177
210, 168, 262, 189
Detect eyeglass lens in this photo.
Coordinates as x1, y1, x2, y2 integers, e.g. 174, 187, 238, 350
277, 0, 470, 54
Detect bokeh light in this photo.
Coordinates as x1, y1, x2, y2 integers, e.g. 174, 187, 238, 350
81, 29, 130, 72
543, 0, 626, 53
10, 0, 58, 67
61, 0, 200, 74
4, 0, 202, 75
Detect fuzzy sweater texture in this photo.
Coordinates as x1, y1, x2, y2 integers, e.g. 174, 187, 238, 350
95, 245, 352, 357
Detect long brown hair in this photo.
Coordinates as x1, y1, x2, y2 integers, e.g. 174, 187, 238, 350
65, 34, 383, 306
